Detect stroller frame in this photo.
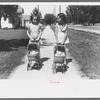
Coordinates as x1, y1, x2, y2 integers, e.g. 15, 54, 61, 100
52, 43, 67, 74
27, 41, 41, 70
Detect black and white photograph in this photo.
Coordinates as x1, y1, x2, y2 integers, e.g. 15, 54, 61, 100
1, 2, 100, 98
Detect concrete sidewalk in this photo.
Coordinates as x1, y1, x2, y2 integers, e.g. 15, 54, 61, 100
69, 25, 100, 34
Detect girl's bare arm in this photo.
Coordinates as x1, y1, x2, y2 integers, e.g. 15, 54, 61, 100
27, 28, 33, 41
37, 24, 46, 40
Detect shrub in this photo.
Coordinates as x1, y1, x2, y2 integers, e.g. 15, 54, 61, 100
44, 14, 56, 25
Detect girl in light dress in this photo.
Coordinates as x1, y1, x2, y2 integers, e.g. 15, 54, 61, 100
27, 15, 45, 68
27, 15, 43, 44
53, 13, 69, 66
55, 13, 69, 45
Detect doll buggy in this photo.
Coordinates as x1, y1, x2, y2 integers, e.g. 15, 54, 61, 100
27, 41, 41, 70
52, 43, 67, 74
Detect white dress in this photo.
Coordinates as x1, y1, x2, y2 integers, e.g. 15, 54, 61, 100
57, 23, 69, 44
27, 23, 42, 39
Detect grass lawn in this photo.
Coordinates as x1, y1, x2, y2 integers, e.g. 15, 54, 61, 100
0, 29, 29, 79
68, 28, 100, 79
0, 29, 28, 40
0, 47, 27, 79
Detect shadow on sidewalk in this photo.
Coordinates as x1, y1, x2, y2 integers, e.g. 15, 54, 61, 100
64, 58, 72, 72
39, 57, 50, 69
30, 57, 50, 70
31, 57, 50, 70
41, 57, 50, 64
66, 58, 72, 65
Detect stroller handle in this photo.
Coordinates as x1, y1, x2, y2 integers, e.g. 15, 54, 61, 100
30, 39, 40, 43
56, 43, 66, 46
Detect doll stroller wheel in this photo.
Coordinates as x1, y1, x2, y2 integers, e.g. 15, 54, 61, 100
39, 60, 42, 67
55, 69, 57, 74
52, 63, 56, 74
62, 69, 66, 74
62, 66, 64, 74
62, 71, 64, 74
27, 63, 32, 71
52, 68, 56, 74
62, 64, 67, 73
37, 60, 42, 70
62, 68, 65, 74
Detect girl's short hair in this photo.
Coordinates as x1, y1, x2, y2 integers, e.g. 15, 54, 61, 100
30, 15, 41, 24
30, 15, 39, 24
30, 15, 37, 21
57, 13, 67, 25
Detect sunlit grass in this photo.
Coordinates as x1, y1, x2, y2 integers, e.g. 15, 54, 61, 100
68, 29, 100, 79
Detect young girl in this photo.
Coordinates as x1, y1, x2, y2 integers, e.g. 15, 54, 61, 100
55, 13, 69, 44
53, 13, 70, 68
27, 15, 43, 44
27, 15, 44, 69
